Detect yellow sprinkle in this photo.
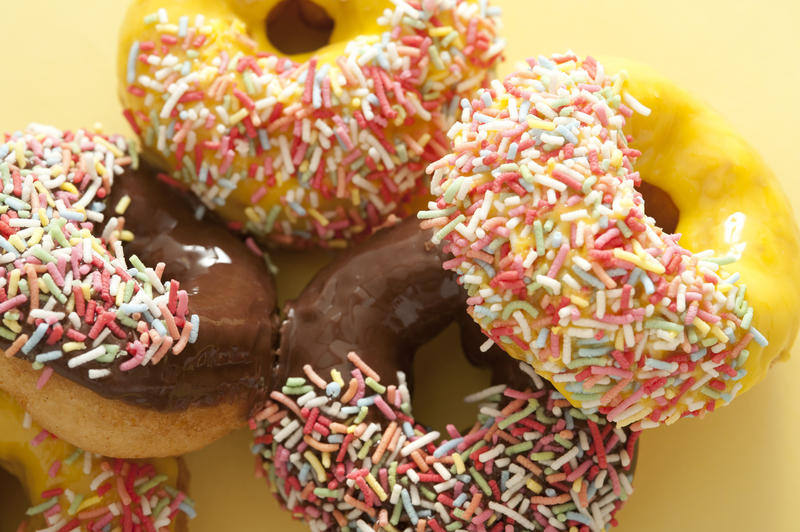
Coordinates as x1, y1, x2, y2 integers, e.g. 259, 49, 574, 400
321, 452, 331, 469
526, 477, 543, 494
115, 282, 126, 307
38, 208, 49, 226
611, 149, 623, 167
307, 208, 329, 227
94, 136, 124, 157
330, 369, 344, 387
365, 472, 388, 501
37, 278, 49, 294
429, 26, 453, 37
244, 207, 261, 225
303, 451, 327, 483
571, 478, 582, 494
664, 410, 682, 426
49, 164, 64, 177
115, 195, 131, 215
692, 317, 711, 336
617, 406, 652, 428
8, 270, 20, 298
33, 182, 54, 206
91, 240, 106, 256
614, 329, 625, 350
613, 248, 665, 275
76, 496, 102, 513
8, 234, 25, 253
298, 160, 310, 173
351, 97, 361, 108
351, 187, 360, 207
81, 284, 92, 301
710, 326, 730, 344
569, 295, 589, 308
229, 108, 249, 125
119, 230, 135, 242
3, 319, 21, 334
154, 23, 179, 34
14, 139, 26, 168
664, 388, 676, 400
417, 133, 431, 147
59, 182, 78, 195
95, 160, 106, 177
63, 342, 86, 352
27, 229, 43, 247
452, 453, 466, 475
327, 239, 348, 249
527, 118, 556, 131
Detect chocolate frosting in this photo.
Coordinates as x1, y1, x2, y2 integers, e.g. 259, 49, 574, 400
274, 217, 529, 394
15, 166, 278, 411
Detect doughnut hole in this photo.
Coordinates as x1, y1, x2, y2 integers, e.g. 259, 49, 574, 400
266, 0, 334, 55
640, 180, 680, 234
413, 324, 492, 434
0, 466, 26, 529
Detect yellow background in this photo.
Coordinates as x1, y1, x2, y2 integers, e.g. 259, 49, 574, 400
1, 1, 800, 531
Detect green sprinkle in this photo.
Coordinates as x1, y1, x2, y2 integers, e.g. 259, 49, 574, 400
469, 466, 492, 496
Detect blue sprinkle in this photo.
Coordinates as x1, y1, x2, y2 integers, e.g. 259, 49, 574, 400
641, 272, 655, 294
570, 266, 605, 290
537, 55, 556, 69
298, 463, 311, 484
357, 396, 376, 407
750, 327, 768, 347
127, 41, 140, 84
565, 511, 593, 526
402, 421, 415, 438
690, 348, 707, 362
34, 350, 62, 363
258, 129, 271, 150
189, 314, 200, 343
474, 259, 496, 279
250, 443, 265, 454
152, 320, 168, 337
178, 16, 188, 37
119, 303, 148, 315
555, 124, 578, 144
577, 346, 613, 358
605, 268, 628, 277
326, 381, 341, 398
0, 146, 8, 159
733, 369, 747, 381
198, 164, 209, 183
460, 98, 472, 110
401, 489, 418, 525
366, 94, 380, 107
534, 328, 549, 349
473, 112, 493, 123
327, 434, 344, 444
288, 201, 307, 216
178, 502, 197, 520
723, 272, 741, 284
506, 142, 518, 160
480, 92, 493, 108
340, 406, 360, 416
217, 178, 236, 189
57, 209, 86, 222
22, 322, 49, 354
0, 236, 19, 256
453, 493, 468, 507
518, 100, 531, 121
181, 61, 191, 76
4, 196, 28, 211
645, 357, 675, 371
433, 437, 462, 458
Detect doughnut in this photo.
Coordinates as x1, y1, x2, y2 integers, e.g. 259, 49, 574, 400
0, 125, 278, 458
117, 0, 505, 248
423, 53, 800, 429
251, 218, 638, 531
0, 390, 193, 531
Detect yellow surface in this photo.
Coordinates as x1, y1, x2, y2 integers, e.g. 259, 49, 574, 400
0, 1, 799, 531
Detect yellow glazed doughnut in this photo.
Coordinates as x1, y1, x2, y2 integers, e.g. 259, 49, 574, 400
0, 390, 193, 531
423, 54, 800, 429
118, 0, 505, 248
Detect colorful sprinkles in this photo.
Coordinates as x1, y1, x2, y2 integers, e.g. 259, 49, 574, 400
423, 54, 766, 430
0, 125, 197, 382
251, 353, 636, 531
8, 396, 194, 531
121, 0, 504, 247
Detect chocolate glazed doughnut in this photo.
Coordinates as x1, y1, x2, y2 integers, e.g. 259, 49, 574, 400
252, 218, 638, 531
0, 127, 277, 458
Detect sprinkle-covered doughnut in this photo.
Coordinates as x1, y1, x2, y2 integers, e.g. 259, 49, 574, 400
423, 54, 800, 429
0, 125, 278, 458
0, 390, 194, 532
251, 218, 637, 531
118, 0, 505, 248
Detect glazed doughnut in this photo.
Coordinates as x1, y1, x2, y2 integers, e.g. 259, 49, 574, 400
118, 0, 505, 248
424, 54, 800, 429
251, 218, 638, 531
0, 390, 193, 531
0, 125, 278, 458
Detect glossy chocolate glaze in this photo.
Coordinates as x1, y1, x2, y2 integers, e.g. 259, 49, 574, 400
275, 217, 531, 393
15, 166, 278, 411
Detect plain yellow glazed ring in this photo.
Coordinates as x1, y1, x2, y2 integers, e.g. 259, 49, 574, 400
0, 390, 193, 531
118, 0, 505, 248
424, 53, 800, 430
